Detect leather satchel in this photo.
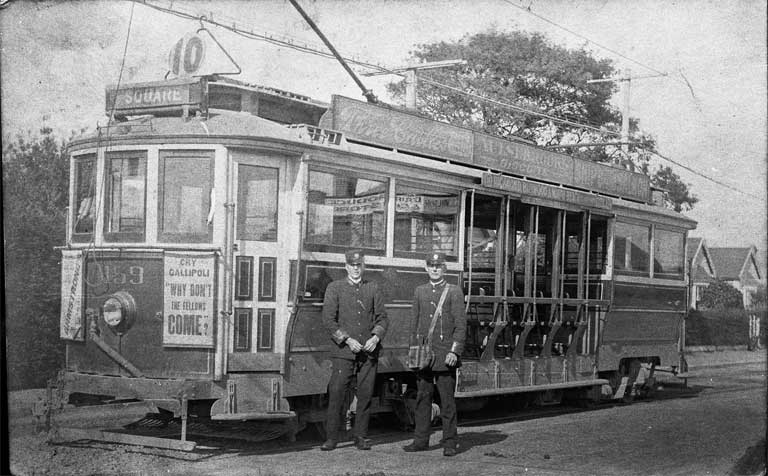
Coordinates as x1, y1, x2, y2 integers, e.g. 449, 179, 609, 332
408, 284, 450, 370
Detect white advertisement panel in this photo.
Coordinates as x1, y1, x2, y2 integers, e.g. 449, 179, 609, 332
60, 249, 85, 340
163, 252, 216, 347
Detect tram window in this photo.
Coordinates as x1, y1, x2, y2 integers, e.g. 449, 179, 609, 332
394, 183, 459, 259
654, 228, 684, 277
237, 164, 278, 241
72, 155, 96, 240
614, 221, 650, 274
158, 151, 213, 243
305, 169, 387, 253
589, 218, 608, 274
104, 152, 147, 242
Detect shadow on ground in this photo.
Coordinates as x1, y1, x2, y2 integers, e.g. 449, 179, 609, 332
730, 439, 766, 476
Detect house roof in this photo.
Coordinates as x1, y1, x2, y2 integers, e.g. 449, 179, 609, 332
708, 246, 760, 281
686, 237, 702, 261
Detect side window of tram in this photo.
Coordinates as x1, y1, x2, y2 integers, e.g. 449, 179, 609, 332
654, 228, 684, 277
394, 183, 459, 258
237, 164, 279, 241
72, 155, 96, 240
613, 221, 650, 275
305, 169, 387, 252
159, 151, 213, 243
104, 152, 147, 242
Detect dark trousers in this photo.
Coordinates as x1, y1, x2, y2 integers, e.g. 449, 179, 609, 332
326, 355, 377, 441
413, 368, 458, 449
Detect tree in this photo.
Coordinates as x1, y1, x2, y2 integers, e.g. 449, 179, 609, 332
649, 165, 699, 212
3, 127, 69, 389
698, 279, 744, 310
387, 30, 696, 211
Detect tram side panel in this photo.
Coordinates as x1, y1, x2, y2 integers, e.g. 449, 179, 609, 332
598, 282, 687, 372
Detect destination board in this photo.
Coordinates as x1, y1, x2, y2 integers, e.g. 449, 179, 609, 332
105, 78, 204, 116
321, 95, 473, 162
323, 96, 651, 203
482, 173, 613, 211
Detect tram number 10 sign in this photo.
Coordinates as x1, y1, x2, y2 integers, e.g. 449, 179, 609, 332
168, 33, 206, 77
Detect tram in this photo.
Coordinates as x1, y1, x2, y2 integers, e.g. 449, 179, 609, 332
51, 73, 695, 449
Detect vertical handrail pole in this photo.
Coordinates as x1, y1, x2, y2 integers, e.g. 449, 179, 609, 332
465, 189, 476, 312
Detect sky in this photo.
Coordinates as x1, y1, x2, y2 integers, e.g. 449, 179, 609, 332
1, 0, 766, 258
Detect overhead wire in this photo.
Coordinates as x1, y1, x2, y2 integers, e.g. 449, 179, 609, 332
134, 0, 763, 202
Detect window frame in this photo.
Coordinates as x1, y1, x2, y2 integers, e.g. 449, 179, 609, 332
652, 226, 686, 279
393, 180, 461, 261
103, 150, 148, 243
613, 219, 652, 276
236, 163, 280, 242
71, 154, 98, 243
304, 166, 389, 256
157, 150, 215, 243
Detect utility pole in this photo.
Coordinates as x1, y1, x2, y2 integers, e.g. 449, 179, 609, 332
587, 69, 666, 156
362, 59, 466, 109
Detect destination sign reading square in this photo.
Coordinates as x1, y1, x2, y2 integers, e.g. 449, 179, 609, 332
163, 252, 216, 347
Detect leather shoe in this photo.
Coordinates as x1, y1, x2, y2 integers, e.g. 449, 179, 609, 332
320, 440, 337, 451
443, 447, 457, 457
354, 437, 371, 450
403, 442, 429, 452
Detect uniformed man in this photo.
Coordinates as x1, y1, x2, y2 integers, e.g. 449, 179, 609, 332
403, 252, 467, 456
321, 250, 388, 451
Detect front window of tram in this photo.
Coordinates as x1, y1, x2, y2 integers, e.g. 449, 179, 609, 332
159, 151, 214, 243
104, 152, 147, 242
72, 155, 96, 242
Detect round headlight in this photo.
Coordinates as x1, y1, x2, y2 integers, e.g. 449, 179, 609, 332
102, 297, 124, 327
101, 291, 136, 334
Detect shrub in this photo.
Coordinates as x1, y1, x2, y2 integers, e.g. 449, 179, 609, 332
686, 308, 750, 346
698, 279, 744, 310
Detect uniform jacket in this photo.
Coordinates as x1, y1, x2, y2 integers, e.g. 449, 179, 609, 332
411, 280, 467, 371
322, 278, 388, 360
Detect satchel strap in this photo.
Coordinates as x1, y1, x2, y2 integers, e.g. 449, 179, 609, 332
426, 284, 450, 344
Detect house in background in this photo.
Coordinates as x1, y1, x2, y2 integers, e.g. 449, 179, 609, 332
708, 245, 765, 309
686, 237, 717, 309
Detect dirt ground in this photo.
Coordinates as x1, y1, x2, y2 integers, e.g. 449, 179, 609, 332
6, 350, 766, 476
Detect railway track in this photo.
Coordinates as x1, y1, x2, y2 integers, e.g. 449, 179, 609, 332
50, 369, 764, 459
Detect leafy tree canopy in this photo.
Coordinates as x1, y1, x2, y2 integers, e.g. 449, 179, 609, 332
386, 30, 696, 211
3, 127, 69, 389
698, 279, 745, 310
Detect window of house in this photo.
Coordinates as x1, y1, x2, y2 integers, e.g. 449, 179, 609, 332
614, 221, 650, 274
237, 164, 278, 241
72, 155, 96, 241
305, 169, 387, 253
394, 183, 459, 258
104, 152, 147, 242
159, 151, 213, 243
654, 228, 684, 277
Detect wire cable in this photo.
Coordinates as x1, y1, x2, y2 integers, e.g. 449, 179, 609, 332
134, 0, 764, 203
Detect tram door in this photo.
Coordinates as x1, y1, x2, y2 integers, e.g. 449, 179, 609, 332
231, 152, 287, 359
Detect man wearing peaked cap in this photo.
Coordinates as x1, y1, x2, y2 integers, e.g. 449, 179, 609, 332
321, 249, 388, 451
404, 251, 466, 457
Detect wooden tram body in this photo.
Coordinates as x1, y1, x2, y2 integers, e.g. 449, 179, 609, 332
55, 76, 695, 446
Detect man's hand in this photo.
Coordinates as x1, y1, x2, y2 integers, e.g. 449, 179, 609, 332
445, 352, 458, 367
346, 338, 363, 353
363, 335, 380, 353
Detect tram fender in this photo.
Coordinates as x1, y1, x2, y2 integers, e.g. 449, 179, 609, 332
210, 374, 290, 417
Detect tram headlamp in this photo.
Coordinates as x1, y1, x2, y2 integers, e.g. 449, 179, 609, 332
101, 291, 137, 333
103, 297, 124, 327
